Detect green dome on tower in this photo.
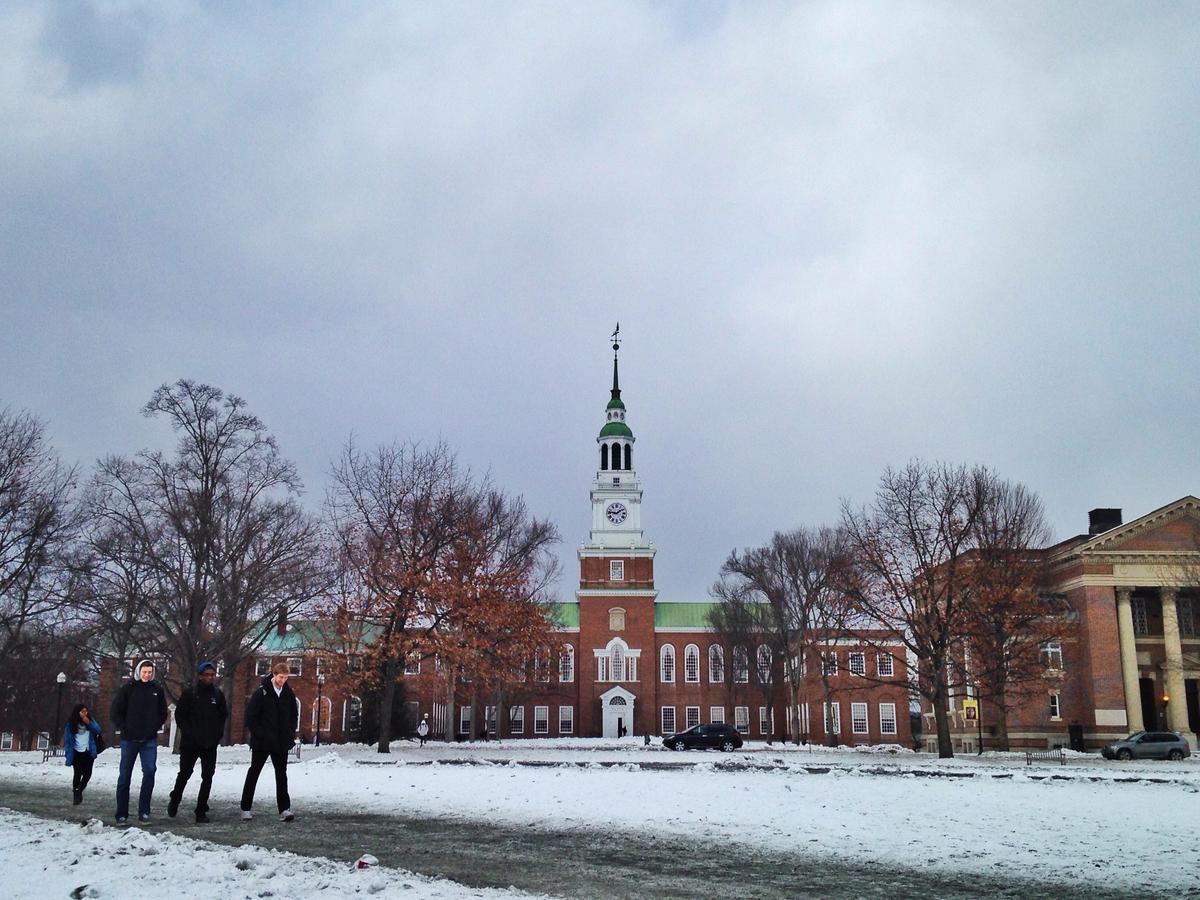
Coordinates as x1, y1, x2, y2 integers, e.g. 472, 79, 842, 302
599, 420, 633, 438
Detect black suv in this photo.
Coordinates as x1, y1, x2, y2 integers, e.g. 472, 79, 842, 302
663, 723, 744, 752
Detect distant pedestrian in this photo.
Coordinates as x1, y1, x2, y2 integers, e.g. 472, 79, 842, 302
110, 659, 168, 824
240, 662, 298, 822
63, 703, 103, 805
167, 662, 228, 823
417, 714, 430, 747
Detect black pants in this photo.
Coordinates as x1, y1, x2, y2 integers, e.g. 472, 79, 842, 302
72, 754, 94, 794
170, 745, 217, 814
240, 747, 290, 813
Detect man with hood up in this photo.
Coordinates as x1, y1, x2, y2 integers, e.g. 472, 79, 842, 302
167, 661, 228, 823
110, 659, 169, 823
240, 661, 298, 821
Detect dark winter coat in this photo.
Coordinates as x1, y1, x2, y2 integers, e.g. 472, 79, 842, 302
244, 676, 298, 752
110, 678, 169, 741
175, 681, 229, 750
63, 719, 102, 765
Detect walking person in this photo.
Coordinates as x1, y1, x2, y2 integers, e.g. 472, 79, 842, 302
417, 714, 430, 747
110, 659, 168, 824
63, 703, 103, 805
240, 662, 298, 822
167, 662, 228, 823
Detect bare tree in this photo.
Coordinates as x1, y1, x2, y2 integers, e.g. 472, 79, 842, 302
707, 581, 765, 734
85, 381, 324, 708
0, 407, 78, 659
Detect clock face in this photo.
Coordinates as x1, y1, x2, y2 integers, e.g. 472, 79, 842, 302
605, 502, 628, 525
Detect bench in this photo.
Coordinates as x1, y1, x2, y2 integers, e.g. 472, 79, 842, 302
42, 747, 62, 762
1024, 748, 1065, 766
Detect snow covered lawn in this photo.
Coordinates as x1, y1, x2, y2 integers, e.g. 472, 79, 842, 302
4, 739, 1198, 893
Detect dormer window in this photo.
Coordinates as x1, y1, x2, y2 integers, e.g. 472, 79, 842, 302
610, 560, 625, 581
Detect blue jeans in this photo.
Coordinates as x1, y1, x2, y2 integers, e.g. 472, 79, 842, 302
115, 739, 158, 819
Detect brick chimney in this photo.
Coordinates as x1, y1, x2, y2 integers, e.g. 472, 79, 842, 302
1088, 508, 1122, 536
276, 604, 288, 636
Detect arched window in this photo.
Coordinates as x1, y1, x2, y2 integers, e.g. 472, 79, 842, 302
311, 696, 332, 733
625, 444, 632, 470
757, 644, 773, 684
611, 644, 625, 681
660, 644, 676, 683
611, 442, 621, 469
560, 644, 575, 683
596, 636, 638, 682
343, 696, 363, 735
733, 646, 750, 683
535, 646, 552, 682
708, 645, 725, 683
601, 443, 608, 470
684, 644, 700, 683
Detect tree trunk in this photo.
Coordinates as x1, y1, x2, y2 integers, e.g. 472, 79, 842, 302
933, 687, 954, 758
443, 671, 456, 744
788, 683, 799, 744
376, 657, 398, 753
994, 689, 1010, 752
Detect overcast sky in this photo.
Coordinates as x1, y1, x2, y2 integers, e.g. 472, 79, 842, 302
3, 2, 1198, 603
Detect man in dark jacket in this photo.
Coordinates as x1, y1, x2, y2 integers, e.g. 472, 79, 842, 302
240, 661, 298, 821
167, 661, 228, 823
110, 659, 169, 823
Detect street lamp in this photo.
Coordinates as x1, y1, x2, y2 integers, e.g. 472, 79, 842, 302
54, 672, 67, 746
315, 674, 325, 747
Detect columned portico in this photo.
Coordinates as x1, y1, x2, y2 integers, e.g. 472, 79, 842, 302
1114, 587, 1144, 734
1159, 588, 1196, 746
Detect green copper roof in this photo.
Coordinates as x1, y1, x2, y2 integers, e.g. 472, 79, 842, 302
548, 602, 580, 628
606, 396, 626, 410
655, 602, 718, 628
599, 421, 633, 438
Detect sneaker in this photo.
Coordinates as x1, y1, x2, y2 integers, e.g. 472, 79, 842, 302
240, 810, 253, 821
279, 809, 294, 822
138, 814, 151, 823
72, 791, 82, 806
167, 796, 179, 818
115, 817, 127, 825
194, 811, 210, 824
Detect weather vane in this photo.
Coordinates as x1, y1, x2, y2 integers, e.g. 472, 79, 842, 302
611, 322, 620, 352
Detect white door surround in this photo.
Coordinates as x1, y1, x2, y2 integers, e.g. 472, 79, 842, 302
600, 685, 637, 738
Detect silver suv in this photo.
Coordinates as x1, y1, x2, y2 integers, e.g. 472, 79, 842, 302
1101, 731, 1191, 761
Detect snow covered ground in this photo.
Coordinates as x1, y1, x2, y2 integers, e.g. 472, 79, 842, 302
3, 738, 1198, 895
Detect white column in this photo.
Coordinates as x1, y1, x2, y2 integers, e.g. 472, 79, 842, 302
1115, 588, 1144, 734
1160, 588, 1196, 747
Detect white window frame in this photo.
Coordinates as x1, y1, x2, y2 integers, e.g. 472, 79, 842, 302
661, 706, 676, 735
1, 732, 12, 750
255, 658, 272, 677
821, 652, 838, 676
610, 560, 625, 581
287, 657, 303, 676
800, 702, 810, 735
709, 706, 725, 725
708, 645, 724, 683
758, 706, 771, 736
510, 705, 524, 734
36, 732, 50, 750
1041, 640, 1064, 671
756, 644, 772, 684
851, 702, 869, 735
848, 652, 866, 676
342, 696, 362, 733
877, 653, 894, 677
315, 656, 326, 677
733, 646, 749, 683
311, 696, 332, 732
534, 705, 549, 735
559, 706, 574, 734
459, 707, 471, 735
684, 644, 700, 683
734, 706, 749, 735
685, 706, 700, 729
660, 644, 675, 683
879, 702, 897, 736
1048, 692, 1061, 720
404, 652, 421, 676
824, 702, 841, 735
560, 645, 575, 683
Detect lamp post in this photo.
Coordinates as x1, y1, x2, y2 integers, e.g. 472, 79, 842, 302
54, 672, 67, 746
315, 674, 325, 747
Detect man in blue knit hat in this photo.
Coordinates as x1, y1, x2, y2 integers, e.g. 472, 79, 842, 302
167, 661, 228, 823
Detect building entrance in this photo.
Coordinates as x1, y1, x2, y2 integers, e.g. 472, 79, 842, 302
599, 686, 636, 737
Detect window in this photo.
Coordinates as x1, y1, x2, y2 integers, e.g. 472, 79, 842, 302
255, 658, 271, 677
1048, 693, 1061, 720
510, 705, 524, 734
404, 652, 421, 676
879, 703, 897, 736
347, 655, 362, 672
758, 706, 772, 736
756, 645, 772, 684
824, 702, 841, 735
609, 607, 625, 631
1, 732, 12, 750
534, 706, 549, 735
708, 645, 725, 683
851, 702, 869, 735
1179, 596, 1196, 637
733, 646, 749, 683
800, 703, 810, 735
459, 707, 471, 735
315, 656, 326, 677
660, 644, 675, 683
36, 732, 49, 750
560, 645, 575, 683
434, 655, 445, 674
610, 560, 625, 581
710, 707, 725, 724
312, 697, 332, 732
559, 706, 574, 734
821, 652, 838, 676
1132, 597, 1148, 636
343, 696, 362, 735
661, 706, 676, 735
287, 657, 302, 676
685, 706, 700, 729
1041, 640, 1063, 671
535, 647, 551, 682
849, 652, 866, 676
734, 707, 749, 735
684, 644, 700, 683
877, 654, 894, 677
